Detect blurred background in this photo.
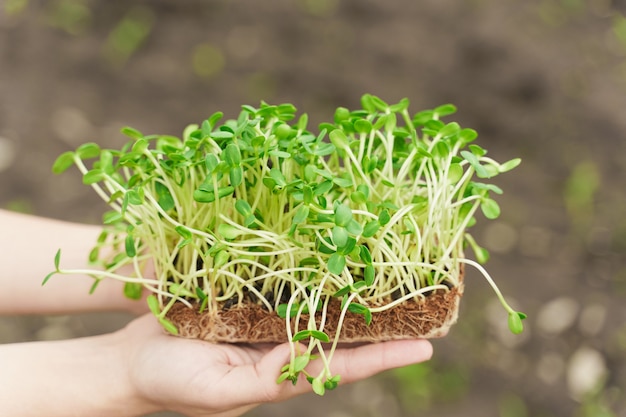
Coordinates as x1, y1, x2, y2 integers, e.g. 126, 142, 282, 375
1, 0, 626, 416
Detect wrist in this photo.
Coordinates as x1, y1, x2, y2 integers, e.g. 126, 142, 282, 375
0, 331, 160, 417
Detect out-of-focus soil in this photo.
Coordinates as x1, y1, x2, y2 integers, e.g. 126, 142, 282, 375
2, 1, 626, 416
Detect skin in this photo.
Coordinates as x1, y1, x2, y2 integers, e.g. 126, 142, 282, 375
0, 209, 434, 417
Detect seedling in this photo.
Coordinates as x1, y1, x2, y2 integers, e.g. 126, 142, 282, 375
47, 94, 525, 393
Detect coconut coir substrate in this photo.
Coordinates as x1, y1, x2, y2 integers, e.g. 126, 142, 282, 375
166, 285, 463, 343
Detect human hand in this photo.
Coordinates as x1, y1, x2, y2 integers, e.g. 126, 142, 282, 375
122, 314, 433, 417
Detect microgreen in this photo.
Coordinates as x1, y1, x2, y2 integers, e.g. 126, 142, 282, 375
46, 94, 525, 394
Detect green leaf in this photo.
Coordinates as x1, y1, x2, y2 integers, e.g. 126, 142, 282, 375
52, 151, 76, 174
223, 143, 242, 166
350, 191, 366, 204
347, 302, 368, 314
480, 198, 501, 219
127, 189, 144, 205
313, 180, 333, 196
218, 224, 241, 240
359, 245, 372, 264
212, 130, 234, 139
413, 110, 435, 126
88, 247, 99, 263
175, 225, 192, 240
474, 245, 490, 264
468, 144, 487, 157
471, 182, 503, 195
205, 154, 219, 172
168, 283, 197, 298
354, 119, 372, 134
332, 226, 348, 248
389, 97, 410, 112
328, 253, 346, 275
293, 354, 311, 372
293, 205, 309, 225
434, 103, 457, 117
159, 318, 179, 335
439, 122, 460, 138
329, 129, 349, 149
103, 210, 123, 225
76, 143, 101, 159
123, 282, 143, 300
499, 158, 522, 173
268, 168, 285, 184
276, 303, 300, 319
338, 237, 357, 256
99, 150, 114, 175
297, 113, 308, 131
378, 209, 391, 226
132, 139, 149, 154
121, 126, 144, 140
195, 287, 208, 300
310, 330, 330, 342
82, 169, 105, 185
312, 377, 325, 396
508, 311, 526, 334
147, 295, 161, 316
333, 285, 351, 298
193, 186, 234, 203
364, 265, 375, 286
332, 177, 353, 188
229, 166, 243, 187
458, 128, 478, 143
345, 219, 363, 236
42, 271, 56, 286
447, 163, 464, 183
54, 248, 61, 270
207, 111, 224, 128
348, 303, 373, 325
125, 234, 136, 257
433, 140, 450, 158
213, 250, 230, 268
362, 220, 380, 238
324, 375, 341, 391
352, 281, 367, 292
334, 203, 352, 227
461, 150, 490, 178
308, 141, 332, 156
276, 371, 293, 385
402, 218, 416, 234
334, 106, 350, 123
292, 329, 330, 343
155, 182, 175, 211
369, 95, 389, 111
235, 200, 253, 217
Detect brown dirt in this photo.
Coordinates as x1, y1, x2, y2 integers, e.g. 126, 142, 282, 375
167, 286, 462, 343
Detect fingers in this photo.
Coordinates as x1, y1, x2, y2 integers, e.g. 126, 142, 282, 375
324, 339, 433, 384
211, 342, 296, 405
233, 339, 433, 404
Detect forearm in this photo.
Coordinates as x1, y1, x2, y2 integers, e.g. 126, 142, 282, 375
0, 210, 142, 315
0, 331, 158, 417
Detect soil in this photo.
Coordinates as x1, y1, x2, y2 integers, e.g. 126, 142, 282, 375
167, 287, 462, 343
2, 1, 626, 417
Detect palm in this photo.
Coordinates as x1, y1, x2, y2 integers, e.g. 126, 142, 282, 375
124, 314, 433, 417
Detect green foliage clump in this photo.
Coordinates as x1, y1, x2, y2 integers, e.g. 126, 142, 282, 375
47, 94, 525, 393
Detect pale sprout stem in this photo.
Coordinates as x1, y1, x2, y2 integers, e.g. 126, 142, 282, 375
440, 198, 481, 262
324, 292, 358, 368
369, 285, 450, 313
458, 258, 516, 313
142, 149, 184, 216
143, 193, 216, 242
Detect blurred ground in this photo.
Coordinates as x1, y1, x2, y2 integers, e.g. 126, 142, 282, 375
1, 1, 626, 416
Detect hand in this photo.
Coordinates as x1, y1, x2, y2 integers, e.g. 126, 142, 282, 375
123, 314, 434, 417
